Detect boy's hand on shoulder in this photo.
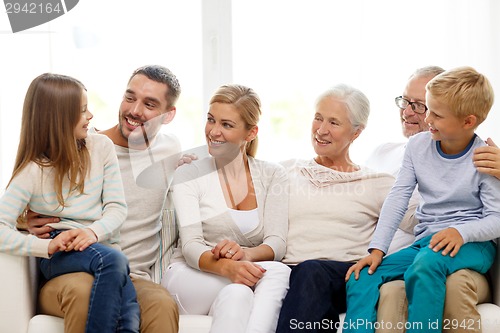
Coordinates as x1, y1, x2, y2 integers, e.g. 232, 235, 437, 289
345, 249, 384, 282
429, 228, 464, 257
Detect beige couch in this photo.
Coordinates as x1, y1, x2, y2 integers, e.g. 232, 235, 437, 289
0, 252, 214, 333
2, 238, 500, 333
2, 225, 500, 333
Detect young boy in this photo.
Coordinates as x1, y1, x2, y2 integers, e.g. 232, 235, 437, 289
343, 67, 500, 333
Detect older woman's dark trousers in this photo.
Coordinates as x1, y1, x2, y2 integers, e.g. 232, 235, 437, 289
276, 259, 352, 333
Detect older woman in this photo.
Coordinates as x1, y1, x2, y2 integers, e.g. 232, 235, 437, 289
276, 84, 415, 333
162, 84, 290, 333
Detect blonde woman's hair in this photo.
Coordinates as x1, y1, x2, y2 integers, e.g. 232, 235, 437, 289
426, 66, 494, 127
9, 73, 90, 208
209, 84, 261, 157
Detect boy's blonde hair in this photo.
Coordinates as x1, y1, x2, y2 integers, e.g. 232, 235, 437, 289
426, 66, 494, 127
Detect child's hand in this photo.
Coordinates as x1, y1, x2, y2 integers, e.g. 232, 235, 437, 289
429, 228, 464, 257
345, 249, 384, 281
48, 237, 67, 255
62, 228, 98, 252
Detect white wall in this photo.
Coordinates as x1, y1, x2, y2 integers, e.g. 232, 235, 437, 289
1, 0, 499, 188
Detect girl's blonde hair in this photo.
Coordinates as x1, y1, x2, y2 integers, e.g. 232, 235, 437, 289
9, 73, 90, 208
209, 84, 261, 157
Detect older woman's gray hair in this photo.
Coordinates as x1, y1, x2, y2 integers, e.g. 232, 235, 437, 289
315, 83, 370, 131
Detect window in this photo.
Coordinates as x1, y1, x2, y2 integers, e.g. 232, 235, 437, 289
0, 0, 203, 187
1, 0, 499, 188
231, 0, 500, 162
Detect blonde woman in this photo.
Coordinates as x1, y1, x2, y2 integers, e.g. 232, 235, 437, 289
162, 84, 290, 333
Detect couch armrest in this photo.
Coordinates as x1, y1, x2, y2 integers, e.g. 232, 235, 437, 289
152, 190, 178, 284
490, 239, 500, 306
0, 253, 38, 333
476, 238, 500, 333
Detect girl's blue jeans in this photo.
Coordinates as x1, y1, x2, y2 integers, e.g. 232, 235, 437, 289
344, 235, 495, 333
39, 242, 140, 333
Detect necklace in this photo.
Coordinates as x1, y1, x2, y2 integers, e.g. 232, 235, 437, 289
221, 167, 237, 209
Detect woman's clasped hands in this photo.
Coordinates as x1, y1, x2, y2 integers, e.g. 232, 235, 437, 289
211, 239, 266, 287
212, 239, 244, 260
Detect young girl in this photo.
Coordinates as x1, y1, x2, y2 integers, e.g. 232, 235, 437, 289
0, 73, 139, 333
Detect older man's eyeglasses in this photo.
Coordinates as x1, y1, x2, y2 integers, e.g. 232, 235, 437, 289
395, 96, 428, 114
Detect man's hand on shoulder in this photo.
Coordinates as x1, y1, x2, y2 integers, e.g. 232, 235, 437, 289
474, 137, 500, 180
177, 153, 198, 168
